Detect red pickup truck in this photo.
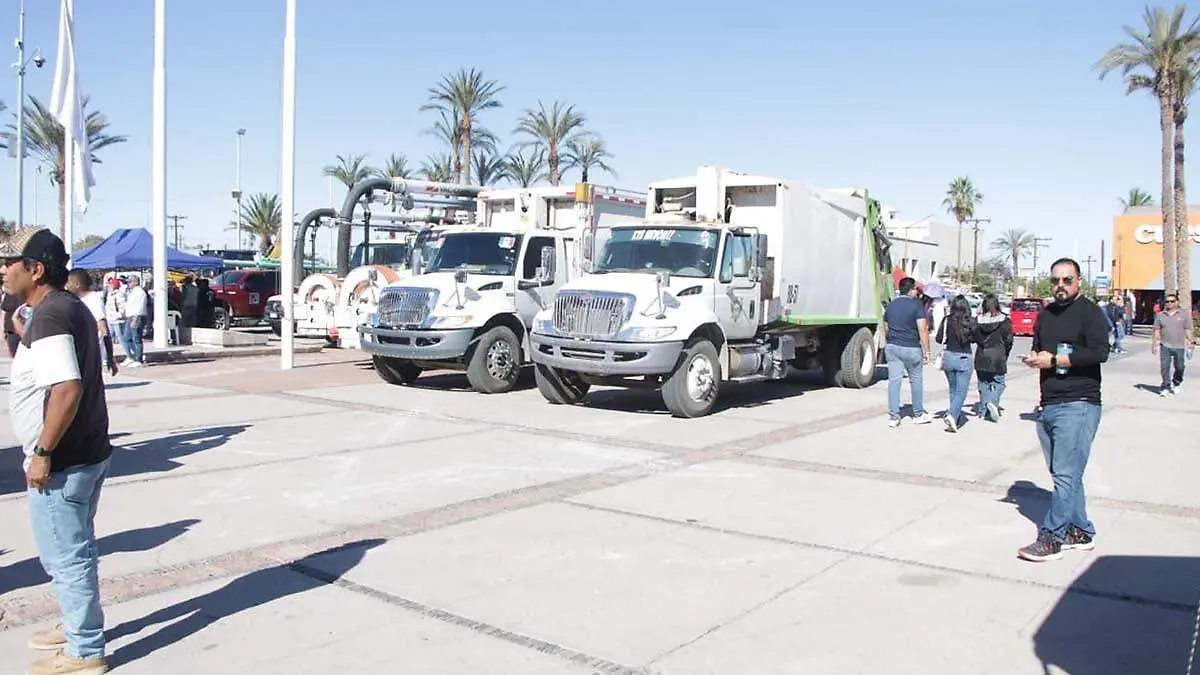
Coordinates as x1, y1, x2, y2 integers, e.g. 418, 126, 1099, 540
209, 269, 281, 329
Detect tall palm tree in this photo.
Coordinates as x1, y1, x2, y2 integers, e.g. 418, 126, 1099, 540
1096, 4, 1200, 296
419, 68, 504, 185
942, 176, 984, 285
1173, 61, 1196, 314
323, 154, 374, 272
6, 95, 127, 238
228, 193, 281, 256
503, 149, 548, 187
990, 228, 1036, 294
373, 153, 412, 180
513, 101, 586, 186
419, 154, 454, 183
1120, 187, 1156, 210
564, 136, 616, 183
472, 150, 508, 187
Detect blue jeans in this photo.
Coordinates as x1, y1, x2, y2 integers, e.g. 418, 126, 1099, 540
977, 371, 1006, 412
128, 315, 146, 362
885, 344, 925, 419
941, 351, 973, 422
1036, 401, 1101, 541
1160, 347, 1185, 389
1112, 323, 1124, 352
113, 319, 134, 362
28, 457, 110, 659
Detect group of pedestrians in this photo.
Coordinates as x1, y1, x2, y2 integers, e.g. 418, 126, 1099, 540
883, 277, 1014, 432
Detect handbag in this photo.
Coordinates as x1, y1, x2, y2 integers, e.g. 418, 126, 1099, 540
933, 317, 947, 370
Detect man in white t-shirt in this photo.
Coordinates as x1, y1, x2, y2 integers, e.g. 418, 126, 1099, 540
123, 276, 148, 366
67, 270, 118, 376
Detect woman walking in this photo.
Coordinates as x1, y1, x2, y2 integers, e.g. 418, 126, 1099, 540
973, 293, 1014, 421
937, 295, 976, 432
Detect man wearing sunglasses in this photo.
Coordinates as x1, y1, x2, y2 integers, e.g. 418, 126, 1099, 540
1152, 293, 1195, 396
1018, 258, 1110, 562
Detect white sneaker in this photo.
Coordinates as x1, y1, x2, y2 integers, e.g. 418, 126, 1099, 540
944, 415, 959, 433
911, 412, 933, 424
888, 418, 901, 429
986, 402, 1000, 421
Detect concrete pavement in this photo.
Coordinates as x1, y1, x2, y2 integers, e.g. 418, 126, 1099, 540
0, 332, 1196, 674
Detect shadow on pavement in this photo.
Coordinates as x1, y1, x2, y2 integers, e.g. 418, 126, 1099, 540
106, 538, 386, 668
104, 381, 151, 391
0, 426, 249, 496
997, 480, 1050, 528
579, 369, 830, 416
0, 519, 200, 594
1035, 555, 1200, 674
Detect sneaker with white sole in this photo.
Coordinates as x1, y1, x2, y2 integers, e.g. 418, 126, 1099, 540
985, 402, 1000, 422
1062, 525, 1095, 551
1018, 529, 1063, 562
943, 415, 959, 433
911, 412, 933, 425
888, 418, 901, 429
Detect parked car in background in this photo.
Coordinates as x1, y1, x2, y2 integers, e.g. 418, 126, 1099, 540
209, 268, 281, 329
1010, 297, 1044, 337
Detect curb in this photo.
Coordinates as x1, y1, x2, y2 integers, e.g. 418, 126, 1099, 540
126, 343, 326, 365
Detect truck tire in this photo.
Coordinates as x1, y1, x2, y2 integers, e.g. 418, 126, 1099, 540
213, 306, 231, 331
466, 325, 522, 394
373, 355, 420, 385
661, 339, 721, 418
838, 327, 877, 389
534, 363, 590, 405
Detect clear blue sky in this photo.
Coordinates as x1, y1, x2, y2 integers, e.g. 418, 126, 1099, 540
0, 0, 1181, 273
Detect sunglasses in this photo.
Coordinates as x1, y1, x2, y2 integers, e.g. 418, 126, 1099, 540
1167, 298, 1179, 303
1050, 276, 1076, 286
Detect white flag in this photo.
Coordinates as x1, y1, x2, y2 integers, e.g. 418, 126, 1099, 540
49, 0, 94, 213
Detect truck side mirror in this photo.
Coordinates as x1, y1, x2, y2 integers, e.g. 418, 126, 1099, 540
537, 245, 556, 284
750, 234, 768, 282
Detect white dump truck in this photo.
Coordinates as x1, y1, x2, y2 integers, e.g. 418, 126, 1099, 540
358, 183, 647, 392
528, 165, 895, 418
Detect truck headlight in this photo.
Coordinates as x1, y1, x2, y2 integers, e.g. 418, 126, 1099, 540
427, 315, 473, 329
533, 317, 555, 335
619, 326, 677, 341
367, 312, 380, 327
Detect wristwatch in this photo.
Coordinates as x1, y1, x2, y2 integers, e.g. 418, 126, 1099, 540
1050, 354, 1058, 369
32, 446, 51, 457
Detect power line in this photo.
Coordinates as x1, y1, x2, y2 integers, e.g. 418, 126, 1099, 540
168, 214, 188, 248
1031, 237, 1053, 277
1082, 255, 1098, 284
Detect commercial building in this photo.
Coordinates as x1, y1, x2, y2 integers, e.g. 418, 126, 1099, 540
883, 208, 985, 284
1111, 205, 1200, 321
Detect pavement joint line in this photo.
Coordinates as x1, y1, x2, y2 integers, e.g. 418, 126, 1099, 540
0, 428, 489, 503
289, 557, 649, 675
731, 454, 1200, 520
564, 501, 1200, 615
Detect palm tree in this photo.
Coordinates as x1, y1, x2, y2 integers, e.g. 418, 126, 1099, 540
1173, 60, 1196, 314
1120, 187, 1156, 210
323, 154, 374, 272
373, 153, 412, 180
419, 154, 454, 183
990, 228, 1036, 294
228, 193, 281, 256
419, 68, 504, 185
513, 101, 587, 186
1096, 4, 1200, 297
942, 176, 984, 285
503, 149, 548, 187
564, 136, 616, 183
472, 151, 508, 187
6, 95, 127, 238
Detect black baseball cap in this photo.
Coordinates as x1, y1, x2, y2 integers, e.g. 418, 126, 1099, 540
0, 227, 70, 268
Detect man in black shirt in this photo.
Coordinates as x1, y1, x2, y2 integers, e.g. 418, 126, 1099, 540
1017, 257, 1110, 563
3, 228, 112, 673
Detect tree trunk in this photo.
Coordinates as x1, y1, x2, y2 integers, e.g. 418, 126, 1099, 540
1175, 111, 1192, 316
549, 145, 560, 186
1161, 92, 1179, 294
57, 178, 66, 241
955, 219, 964, 285
461, 115, 472, 185
582, 166, 589, 183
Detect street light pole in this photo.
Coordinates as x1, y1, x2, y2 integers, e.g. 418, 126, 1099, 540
234, 128, 245, 248
965, 217, 991, 287
12, 0, 43, 228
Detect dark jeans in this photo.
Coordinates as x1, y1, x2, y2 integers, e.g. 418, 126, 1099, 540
1036, 401, 1101, 541
1160, 347, 1185, 389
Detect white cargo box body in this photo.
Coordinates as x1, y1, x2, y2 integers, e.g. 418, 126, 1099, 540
646, 166, 883, 325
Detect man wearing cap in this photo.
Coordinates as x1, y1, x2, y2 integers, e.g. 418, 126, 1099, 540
3, 228, 112, 674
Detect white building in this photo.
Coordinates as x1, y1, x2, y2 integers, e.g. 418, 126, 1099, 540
884, 207, 986, 280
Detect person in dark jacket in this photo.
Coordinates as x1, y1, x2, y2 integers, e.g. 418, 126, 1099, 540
973, 293, 1014, 422
936, 294, 977, 433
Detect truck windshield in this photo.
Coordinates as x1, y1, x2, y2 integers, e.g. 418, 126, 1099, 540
596, 227, 719, 278
350, 241, 413, 268
425, 232, 522, 276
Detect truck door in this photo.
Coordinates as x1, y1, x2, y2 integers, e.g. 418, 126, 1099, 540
515, 235, 560, 323
715, 231, 758, 341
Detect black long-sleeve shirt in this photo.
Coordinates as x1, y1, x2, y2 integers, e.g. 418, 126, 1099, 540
1031, 295, 1110, 405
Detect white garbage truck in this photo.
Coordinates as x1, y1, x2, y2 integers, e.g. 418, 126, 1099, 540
528, 165, 895, 418
358, 183, 648, 393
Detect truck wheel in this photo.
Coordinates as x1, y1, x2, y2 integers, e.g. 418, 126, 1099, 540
838, 327, 877, 388
373, 355, 420, 385
213, 307, 231, 331
534, 363, 590, 405
661, 339, 721, 418
466, 326, 522, 394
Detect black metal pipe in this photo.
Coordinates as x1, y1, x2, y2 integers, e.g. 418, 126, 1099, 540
293, 207, 336, 286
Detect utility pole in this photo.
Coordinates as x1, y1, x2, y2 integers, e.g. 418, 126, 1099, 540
1082, 255, 1097, 284
965, 217, 991, 288
168, 214, 188, 248
1031, 237, 1053, 277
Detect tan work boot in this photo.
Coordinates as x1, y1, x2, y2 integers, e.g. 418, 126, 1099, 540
25, 649, 108, 674
28, 624, 66, 651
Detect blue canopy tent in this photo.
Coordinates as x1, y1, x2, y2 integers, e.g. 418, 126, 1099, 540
72, 228, 223, 270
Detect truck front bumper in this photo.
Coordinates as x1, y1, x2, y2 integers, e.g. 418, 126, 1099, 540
529, 332, 683, 376
358, 326, 473, 361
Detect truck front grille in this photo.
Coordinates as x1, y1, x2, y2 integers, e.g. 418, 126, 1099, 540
377, 288, 437, 327
553, 291, 633, 339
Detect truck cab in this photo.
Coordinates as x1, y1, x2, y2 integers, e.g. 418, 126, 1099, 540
358, 184, 645, 392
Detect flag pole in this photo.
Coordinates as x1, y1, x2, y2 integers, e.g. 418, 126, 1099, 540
61, 1, 74, 259
280, 0, 297, 370
151, 0, 168, 348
